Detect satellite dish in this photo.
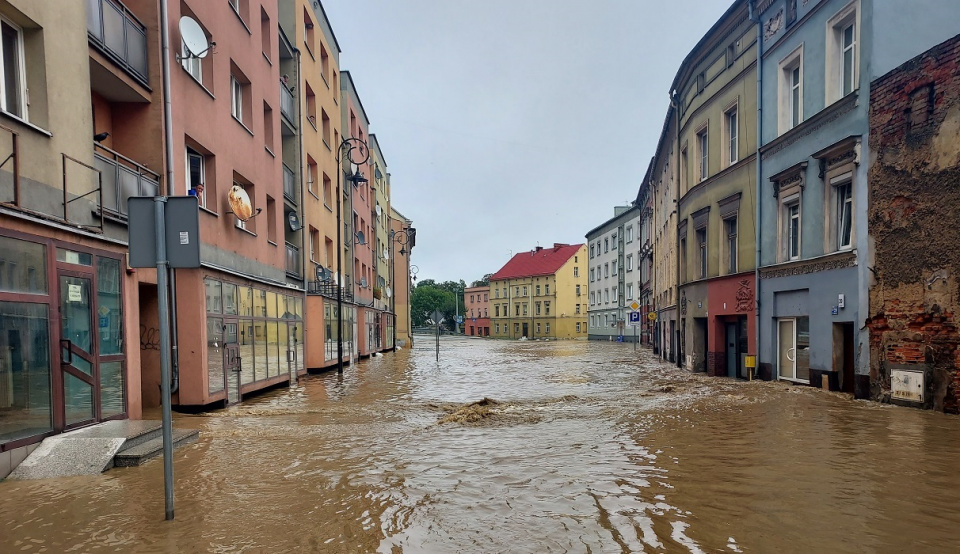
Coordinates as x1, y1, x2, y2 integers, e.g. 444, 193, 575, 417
287, 211, 301, 232
360, 277, 368, 288
382, 248, 389, 260
315, 264, 330, 282
228, 185, 252, 220
385, 286, 392, 298
179, 17, 209, 58
355, 231, 366, 245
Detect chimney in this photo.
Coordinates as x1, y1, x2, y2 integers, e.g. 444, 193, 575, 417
535, 246, 543, 252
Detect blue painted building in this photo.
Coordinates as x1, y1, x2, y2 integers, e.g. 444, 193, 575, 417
755, 0, 960, 394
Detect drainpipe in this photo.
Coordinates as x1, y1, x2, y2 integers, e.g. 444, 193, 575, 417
750, 0, 763, 380
670, 92, 681, 369
295, 47, 304, 383
160, 0, 178, 394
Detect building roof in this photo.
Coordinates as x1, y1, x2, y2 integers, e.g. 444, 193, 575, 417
491, 243, 583, 281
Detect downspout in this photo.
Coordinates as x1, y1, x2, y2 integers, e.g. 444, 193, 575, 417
295, 46, 304, 382
750, 0, 763, 380
670, 92, 681, 368
159, 0, 178, 393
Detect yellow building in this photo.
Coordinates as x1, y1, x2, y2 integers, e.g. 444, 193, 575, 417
490, 244, 588, 340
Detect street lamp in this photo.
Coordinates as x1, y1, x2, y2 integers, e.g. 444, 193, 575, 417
388, 227, 415, 349
336, 137, 369, 374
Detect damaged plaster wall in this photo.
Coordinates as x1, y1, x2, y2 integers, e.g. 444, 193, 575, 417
867, 33, 960, 412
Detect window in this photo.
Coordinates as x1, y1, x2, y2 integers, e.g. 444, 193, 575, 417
777, 317, 810, 381
725, 105, 738, 165
515, 304, 520, 316
545, 301, 550, 315
535, 302, 541, 315
545, 323, 550, 334
696, 227, 707, 279
611, 261, 617, 276
725, 217, 738, 274
626, 255, 633, 272
604, 264, 609, 279
604, 238, 609, 253
522, 303, 528, 316
231, 75, 243, 121
611, 232, 618, 249
263, 102, 274, 151
778, 45, 803, 133
626, 226, 634, 243
545, 284, 549, 294
697, 127, 709, 182
784, 199, 801, 260
186, 146, 212, 208
836, 180, 853, 250
0, 19, 25, 118
575, 304, 581, 314
260, 7, 271, 60
576, 322, 581, 333
827, 1, 859, 103
495, 305, 500, 317
680, 146, 689, 191
573, 266, 579, 278
576, 284, 581, 296
303, 9, 315, 54
604, 289, 610, 304
590, 244, 595, 258
680, 237, 687, 283
626, 283, 633, 300
522, 286, 527, 296
309, 227, 319, 261
535, 285, 540, 296
321, 109, 331, 145
590, 267, 595, 282
322, 173, 332, 207
181, 37, 202, 83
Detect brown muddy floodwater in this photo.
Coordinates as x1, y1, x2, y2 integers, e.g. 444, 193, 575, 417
3, 338, 960, 553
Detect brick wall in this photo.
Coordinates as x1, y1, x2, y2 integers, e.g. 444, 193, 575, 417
867, 33, 960, 412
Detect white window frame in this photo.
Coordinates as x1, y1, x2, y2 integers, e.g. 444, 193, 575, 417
231, 75, 243, 122
781, 194, 801, 261
0, 18, 26, 119
697, 125, 709, 182
724, 216, 738, 274
186, 147, 206, 207
724, 102, 738, 166
626, 254, 633, 272
696, 227, 708, 279
826, 1, 860, 104
181, 39, 202, 83
778, 44, 804, 134
625, 225, 634, 243
832, 173, 854, 251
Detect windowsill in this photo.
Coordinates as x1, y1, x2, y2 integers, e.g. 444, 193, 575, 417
0, 110, 52, 137
303, 43, 314, 61
264, 146, 275, 157
308, 189, 320, 201
324, 202, 333, 212
262, 52, 272, 66
199, 206, 219, 217
182, 66, 215, 99
307, 118, 317, 131
233, 115, 254, 136
323, 139, 331, 151
230, 7, 252, 34
267, 239, 277, 246
237, 226, 257, 237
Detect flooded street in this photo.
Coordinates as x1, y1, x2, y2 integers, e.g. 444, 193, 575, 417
3, 337, 960, 553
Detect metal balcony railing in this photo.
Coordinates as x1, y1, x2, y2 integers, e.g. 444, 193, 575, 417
94, 143, 161, 218
87, 0, 149, 85
280, 82, 296, 124
285, 242, 300, 277
283, 163, 296, 203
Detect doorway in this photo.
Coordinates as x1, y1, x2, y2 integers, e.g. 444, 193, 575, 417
778, 317, 810, 381
522, 322, 529, 338
725, 322, 739, 378
835, 322, 855, 393
59, 272, 97, 428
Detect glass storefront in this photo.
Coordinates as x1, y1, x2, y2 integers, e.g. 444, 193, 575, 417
204, 277, 303, 398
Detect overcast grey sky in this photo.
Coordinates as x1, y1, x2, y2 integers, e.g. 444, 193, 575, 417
322, 0, 734, 285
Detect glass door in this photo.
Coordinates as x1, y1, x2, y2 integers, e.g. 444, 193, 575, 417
778, 319, 796, 380
59, 273, 97, 428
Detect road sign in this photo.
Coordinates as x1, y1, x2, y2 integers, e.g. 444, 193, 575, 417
627, 311, 642, 327
431, 310, 445, 325
648, 312, 658, 321
629, 301, 641, 311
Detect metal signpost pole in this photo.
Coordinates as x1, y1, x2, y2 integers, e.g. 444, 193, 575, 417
154, 198, 175, 521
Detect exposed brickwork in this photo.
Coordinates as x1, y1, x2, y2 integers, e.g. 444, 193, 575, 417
867, 33, 960, 413
706, 351, 725, 377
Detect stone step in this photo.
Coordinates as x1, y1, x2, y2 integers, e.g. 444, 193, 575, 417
112, 428, 200, 467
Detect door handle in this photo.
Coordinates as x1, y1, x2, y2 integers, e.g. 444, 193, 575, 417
60, 339, 72, 364
787, 347, 796, 362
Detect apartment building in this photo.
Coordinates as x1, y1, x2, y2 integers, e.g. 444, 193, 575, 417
464, 285, 490, 337
490, 244, 587, 340
586, 206, 641, 341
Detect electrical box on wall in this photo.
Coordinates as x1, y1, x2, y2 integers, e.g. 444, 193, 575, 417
891, 369, 924, 402
838, 293, 845, 309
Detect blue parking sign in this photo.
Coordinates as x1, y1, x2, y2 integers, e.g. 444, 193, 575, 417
628, 311, 641, 326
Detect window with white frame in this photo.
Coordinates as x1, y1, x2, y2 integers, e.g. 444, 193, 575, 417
573, 266, 579, 277
590, 244, 595, 258
826, 1, 859, 104
725, 216, 738, 274
834, 176, 853, 250
626, 283, 633, 300
604, 238, 609, 253
696, 227, 707, 278
697, 127, 709, 182
778, 45, 803, 134
231, 75, 243, 122
626, 254, 633, 272
590, 267, 595, 282
181, 38, 202, 83
611, 260, 617, 276
725, 104, 738, 165
611, 232, 618, 249
782, 197, 801, 261
604, 263, 609, 279
186, 147, 206, 207
625, 225, 634, 243
0, 19, 25, 118
604, 289, 609, 303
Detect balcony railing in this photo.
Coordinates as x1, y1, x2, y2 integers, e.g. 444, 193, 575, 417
285, 242, 300, 277
280, 82, 296, 124
87, 0, 149, 85
94, 143, 161, 218
283, 163, 296, 203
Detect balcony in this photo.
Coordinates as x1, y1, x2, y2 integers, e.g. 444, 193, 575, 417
283, 163, 296, 203
87, 0, 149, 86
285, 242, 301, 277
280, 82, 296, 126
94, 143, 161, 219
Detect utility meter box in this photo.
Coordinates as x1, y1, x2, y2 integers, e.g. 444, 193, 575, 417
890, 368, 925, 403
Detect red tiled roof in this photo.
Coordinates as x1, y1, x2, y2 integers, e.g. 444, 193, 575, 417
491, 243, 583, 281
